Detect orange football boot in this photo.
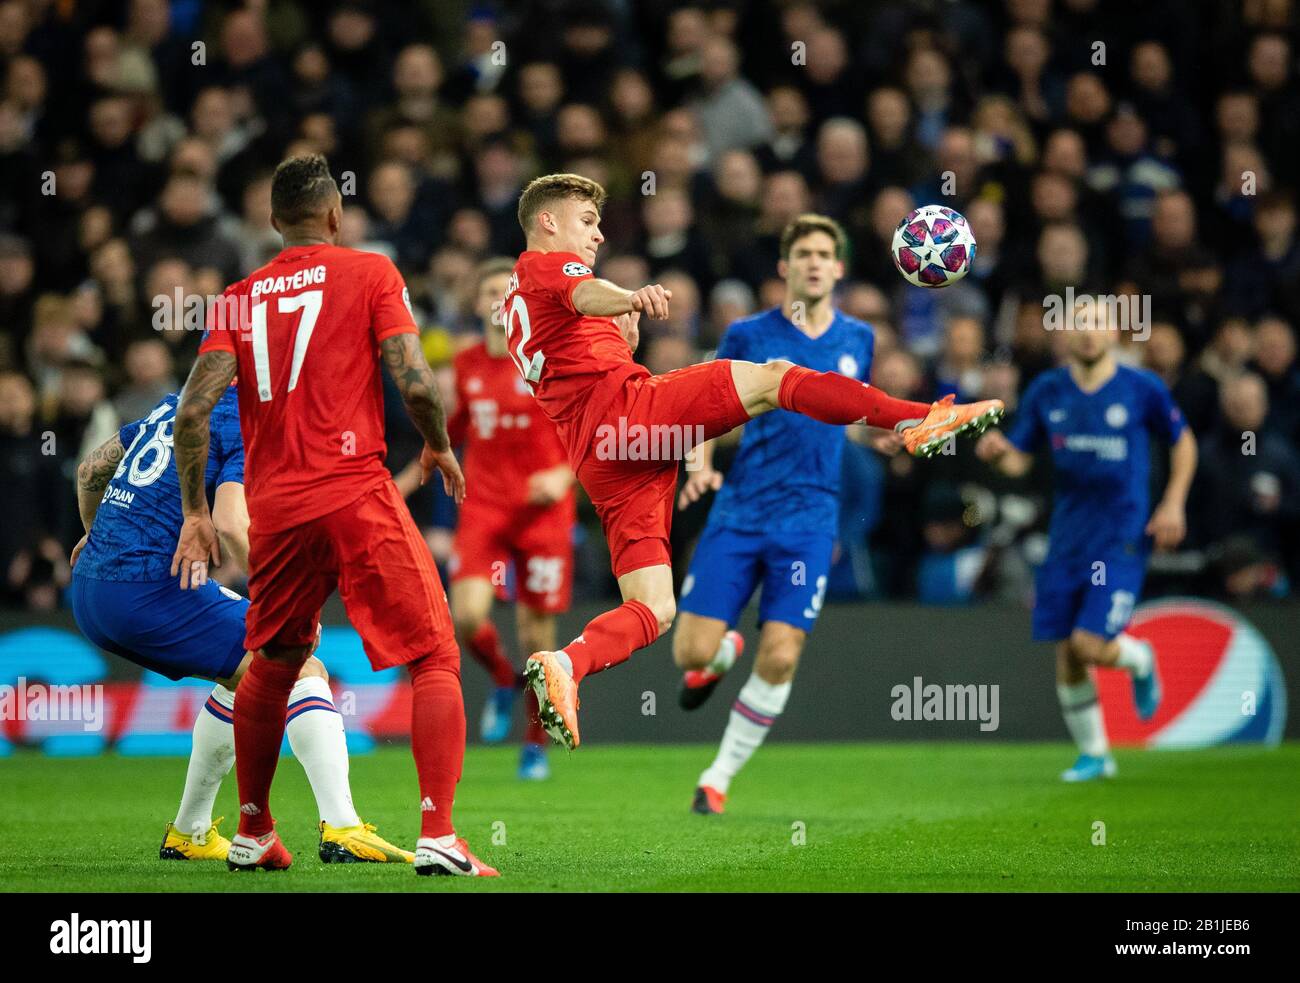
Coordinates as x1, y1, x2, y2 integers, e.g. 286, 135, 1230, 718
524, 651, 580, 750
900, 393, 1005, 458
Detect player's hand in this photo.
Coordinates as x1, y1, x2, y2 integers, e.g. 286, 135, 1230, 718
867, 430, 905, 456
677, 466, 723, 510
614, 310, 640, 352
421, 443, 466, 504
629, 283, 672, 319
975, 430, 1011, 462
171, 513, 221, 590
1146, 499, 1186, 552
70, 534, 88, 568
526, 464, 572, 506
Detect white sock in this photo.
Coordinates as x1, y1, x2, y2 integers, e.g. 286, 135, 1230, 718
174, 684, 236, 837
285, 676, 360, 827
1113, 633, 1153, 677
1057, 677, 1110, 757
699, 673, 791, 795
708, 632, 740, 675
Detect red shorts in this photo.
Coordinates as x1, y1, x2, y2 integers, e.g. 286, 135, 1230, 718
575, 359, 749, 578
450, 499, 575, 614
245, 481, 458, 670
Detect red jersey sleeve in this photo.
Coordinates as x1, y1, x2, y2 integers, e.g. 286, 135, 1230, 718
199, 285, 240, 353
368, 256, 418, 342
529, 252, 595, 313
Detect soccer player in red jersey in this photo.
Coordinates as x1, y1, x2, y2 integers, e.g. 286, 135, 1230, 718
445, 257, 575, 779
170, 154, 496, 877
491, 173, 1005, 750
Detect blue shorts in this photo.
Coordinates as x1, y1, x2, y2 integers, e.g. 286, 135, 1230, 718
1031, 554, 1146, 642
70, 574, 248, 681
679, 523, 833, 633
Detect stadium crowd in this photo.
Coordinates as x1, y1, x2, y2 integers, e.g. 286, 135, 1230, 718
1, 0, 1298, 611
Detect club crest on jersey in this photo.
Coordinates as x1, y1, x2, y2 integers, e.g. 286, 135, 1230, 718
466, 377, 483, 394
838, 354, 859, 377
562, 262, 591, 277
1105, 403, 1129, 428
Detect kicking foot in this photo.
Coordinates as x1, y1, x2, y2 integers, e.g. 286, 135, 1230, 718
480, 684, 518, 743
518, 742, 550, 781
159, 816, 230, 861
227, 828, 293, 871
1131, 641, 1162, 722
691, 785, 727, 815
319, 820, 414, 864
679, 630, 745, 711
900, 394, 1005, 458
1060, 753, 1118, 783
414, 835, 499, 877
524, 651, 580, 750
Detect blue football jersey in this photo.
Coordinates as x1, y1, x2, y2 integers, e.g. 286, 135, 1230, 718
76, 387, 244, 582
708, 307, 875, 533
1005, 365, 1185, 561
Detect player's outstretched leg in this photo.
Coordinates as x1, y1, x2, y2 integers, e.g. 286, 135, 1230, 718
516, 607, 555, 779
676, 621, 745, 711
1112, 632, 1161, 721
162, 682, 237, 861
1055, 643, 1117, 782
227, 649, 307, 871
407, 653, 498, 876
734, 360, 1003, 457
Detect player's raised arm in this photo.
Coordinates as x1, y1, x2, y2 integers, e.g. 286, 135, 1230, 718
572, 278, 673, 319
171, 350, 237, 588
380, 332, 465, 503
975, 429, 1034, 477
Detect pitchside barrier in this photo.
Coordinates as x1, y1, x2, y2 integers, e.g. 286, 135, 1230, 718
0, 598, 1293, 755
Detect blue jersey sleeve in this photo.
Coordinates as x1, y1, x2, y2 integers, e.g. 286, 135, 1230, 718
861, 327, 875, 381
1005, 375, 1047, 452
212, 392, 245, 486
716, 322, 746, 361
1140, 370, 1186, 444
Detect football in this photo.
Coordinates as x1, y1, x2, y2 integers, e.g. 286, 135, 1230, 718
891, 204, 977, 288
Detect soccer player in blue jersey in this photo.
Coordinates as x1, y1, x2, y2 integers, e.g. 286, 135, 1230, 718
69, 386, 411, 862
673, 215, 897, 814
977, 303, 1197, 781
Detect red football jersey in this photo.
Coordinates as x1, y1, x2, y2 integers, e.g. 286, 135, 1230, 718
199, 243, 417, 534
448, 340, 571, 510
501, 250, 649, 466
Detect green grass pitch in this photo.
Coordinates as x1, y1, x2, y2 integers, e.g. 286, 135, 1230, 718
2, 742, 1297, 892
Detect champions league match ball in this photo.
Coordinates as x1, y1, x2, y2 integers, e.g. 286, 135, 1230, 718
891, 204, 977, 288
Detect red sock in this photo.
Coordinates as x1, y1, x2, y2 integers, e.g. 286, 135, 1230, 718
563, 600, 659, 683
523, 687, 546, 746
777, 365, 931, 429
233, 655, 303, 838
468, 619, 516, 688
408, 654, 465, 840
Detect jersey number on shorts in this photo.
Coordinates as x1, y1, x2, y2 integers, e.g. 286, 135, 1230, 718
249, 290, 324, 402
502, 294, 545, 393
525, 556, 563, 595
116, 401, 175, 489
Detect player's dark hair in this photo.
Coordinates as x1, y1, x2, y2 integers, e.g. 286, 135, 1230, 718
517, 173, 607, 234
270, 153, 340, 226
780, 214, 848, 261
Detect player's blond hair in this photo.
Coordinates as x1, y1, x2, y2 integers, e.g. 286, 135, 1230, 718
779, 214, 849, 261
517, 173, 607, 235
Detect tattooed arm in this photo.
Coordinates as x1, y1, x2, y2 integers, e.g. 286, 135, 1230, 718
380, 333, 465, 503
70, 433, 125, 567
170, 351, 237, 588
76, 433, 125, 532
